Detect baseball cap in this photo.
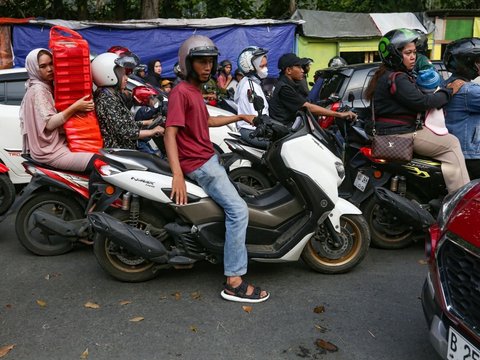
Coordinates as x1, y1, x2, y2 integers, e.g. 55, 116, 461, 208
278, 53, 303, 70
416, 68, 441, 92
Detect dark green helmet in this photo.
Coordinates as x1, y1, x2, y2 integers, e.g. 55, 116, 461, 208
443, 37, 480, 80
378, 28, 419, 70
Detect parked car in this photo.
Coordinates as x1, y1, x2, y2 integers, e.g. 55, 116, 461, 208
315, 61, 450, 112
0, 68, 237, 186
421, 179, 480, 359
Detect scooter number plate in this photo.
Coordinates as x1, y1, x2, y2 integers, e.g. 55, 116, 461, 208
354, 172, 369, 192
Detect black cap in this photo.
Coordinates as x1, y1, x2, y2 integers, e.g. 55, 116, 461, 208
278, 53, 303, 70
301, 57, 314, 66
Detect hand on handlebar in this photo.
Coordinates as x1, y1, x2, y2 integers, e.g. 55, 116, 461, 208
151, 125, 164, 137
337, 111, 357, 121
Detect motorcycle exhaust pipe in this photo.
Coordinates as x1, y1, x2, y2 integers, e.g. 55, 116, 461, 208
374, 187, 435, 230
32, 210, 90, 242
88, 212, 168, 263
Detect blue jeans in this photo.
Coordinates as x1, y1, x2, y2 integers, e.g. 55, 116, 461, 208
187, 155, 249, 277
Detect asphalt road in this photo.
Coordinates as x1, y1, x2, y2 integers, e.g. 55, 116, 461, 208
0, 213, 440, 360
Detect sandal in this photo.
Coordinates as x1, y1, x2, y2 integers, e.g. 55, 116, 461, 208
220, 280, 270, 303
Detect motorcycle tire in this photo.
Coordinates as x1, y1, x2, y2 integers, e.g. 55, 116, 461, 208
94, 209, 168, 283
229, 167, 273, 191
15, 192, 84, 256
0, 173, 15, 215
361, 193, 418, 249
301, 214, 370, 274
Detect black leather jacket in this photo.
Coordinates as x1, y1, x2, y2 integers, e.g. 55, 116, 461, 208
369, 69, 451, 135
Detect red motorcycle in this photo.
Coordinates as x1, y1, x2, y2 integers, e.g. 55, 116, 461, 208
0, 163, 15, 216
10, 156, 121, 255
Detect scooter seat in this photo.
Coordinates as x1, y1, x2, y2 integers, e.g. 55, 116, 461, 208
21, 154, 90, 176
102, 149, 172, 176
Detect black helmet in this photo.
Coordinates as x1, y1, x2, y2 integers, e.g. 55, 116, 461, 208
378, 28, 419, 70
178, 35, 219, 81
219, 59, 232, 72
414, 29, 428, 54
328, 56, 347, 68
443, 37, 480, 80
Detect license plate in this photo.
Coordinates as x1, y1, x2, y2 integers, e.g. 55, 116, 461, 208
448, 327, 480, 360
354, 172, 369, 192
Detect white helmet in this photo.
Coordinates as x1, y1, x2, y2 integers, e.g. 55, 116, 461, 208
91, 51, 140, 87
237, 46, 268, 75
178, 35, 219, 80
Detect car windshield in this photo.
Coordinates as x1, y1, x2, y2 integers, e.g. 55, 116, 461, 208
319, 72, 346, 100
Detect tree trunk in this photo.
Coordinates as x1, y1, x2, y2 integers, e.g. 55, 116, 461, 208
141, 0, 161, 19
76, 0, 88, 20
288, 0, 296, 15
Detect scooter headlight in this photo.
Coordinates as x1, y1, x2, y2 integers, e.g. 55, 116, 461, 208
335, 161, 345, 180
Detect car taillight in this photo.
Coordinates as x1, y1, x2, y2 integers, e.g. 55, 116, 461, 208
426, 223, 441, 260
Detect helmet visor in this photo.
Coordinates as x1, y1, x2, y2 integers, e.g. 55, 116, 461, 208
115, 52, 140, 69
189, 46, 219, 57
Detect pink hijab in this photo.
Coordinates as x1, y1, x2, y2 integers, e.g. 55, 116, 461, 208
19, 48, 53, 138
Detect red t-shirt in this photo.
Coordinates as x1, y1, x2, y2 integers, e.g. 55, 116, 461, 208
166, 81, 215, 174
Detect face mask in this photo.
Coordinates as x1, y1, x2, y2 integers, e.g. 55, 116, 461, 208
256, 67, 268, 79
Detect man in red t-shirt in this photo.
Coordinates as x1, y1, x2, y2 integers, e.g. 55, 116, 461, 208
164, 35, 270, 303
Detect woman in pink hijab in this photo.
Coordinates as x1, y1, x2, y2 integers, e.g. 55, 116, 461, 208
19, 48, 96, 172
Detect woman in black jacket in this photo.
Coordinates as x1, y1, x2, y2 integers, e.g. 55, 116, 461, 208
145, 59, 162, 89
365, 28, 469, 193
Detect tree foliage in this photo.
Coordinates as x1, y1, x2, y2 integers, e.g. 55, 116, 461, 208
0, 0, 476, 21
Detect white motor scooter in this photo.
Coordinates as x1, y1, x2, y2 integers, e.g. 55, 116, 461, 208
32, 97, 371, 282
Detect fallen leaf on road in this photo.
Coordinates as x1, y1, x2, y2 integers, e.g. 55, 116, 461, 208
119, 300, 132, 306
418, 259, 428, 265
0, 344, 15, 358
242, 306, 253, 313
189, 325, 197, 333
36, 299, 47, 308
315, 339, 338, 352
172, 292, 181, 301
313, 305, 325, 314
129, 316, 144, 322
314, 324, 327, 333
190, 291, 201, 300
368, 330, 376, 338
84, 301, 100, 309
80, 348, 89, 359
5, 304, 12, 309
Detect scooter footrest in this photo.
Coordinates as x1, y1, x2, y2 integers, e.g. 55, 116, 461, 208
168, 256, 197, 265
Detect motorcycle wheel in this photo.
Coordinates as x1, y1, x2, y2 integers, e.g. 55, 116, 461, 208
15, 192, 84, 255
229, 167, 273, 191
301, 214, 370, 274
0, 173, 15, 215
361, 193, 417, 249
94, 209, 168, 283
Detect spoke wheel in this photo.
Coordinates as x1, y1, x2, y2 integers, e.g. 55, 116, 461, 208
15, 192, 84, 255
302, 214, 370, 274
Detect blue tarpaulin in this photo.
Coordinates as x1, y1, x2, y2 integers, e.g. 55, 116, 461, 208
12, 23, 296, 77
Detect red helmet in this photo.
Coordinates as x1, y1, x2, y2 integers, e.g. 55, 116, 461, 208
107, 45, 131, 56
132, 85, 159, 106
108, 46, 136, 75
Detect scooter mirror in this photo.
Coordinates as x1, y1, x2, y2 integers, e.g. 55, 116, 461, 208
347, 92, 355, 104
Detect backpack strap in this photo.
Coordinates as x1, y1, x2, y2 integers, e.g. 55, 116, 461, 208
388, 71, 403, 95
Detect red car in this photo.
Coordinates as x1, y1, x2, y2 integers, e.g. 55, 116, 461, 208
422, 179, 480, 359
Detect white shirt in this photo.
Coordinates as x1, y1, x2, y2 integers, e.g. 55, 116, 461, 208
234, 76, 269, 130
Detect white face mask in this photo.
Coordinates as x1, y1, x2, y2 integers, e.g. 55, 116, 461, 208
256, 67, 268, 79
